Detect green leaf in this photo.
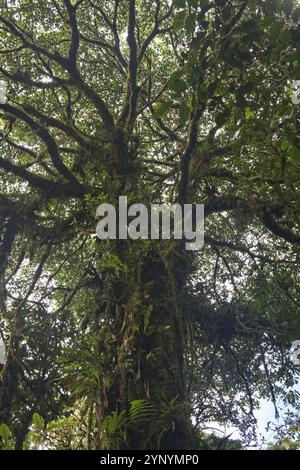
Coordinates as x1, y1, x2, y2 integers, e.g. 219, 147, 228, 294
185, 13, 196, 36
288, 146, 300, 163
97, 254, 127, 272
198, 84, 208, 102
174, 0, 186, 8
154, 101, 172, 118
32, 412, 44, 429
168, 78, 187, 94
169, 69, 184, 83
129, 400, 155, 423
179, 103, 190, 125
0, 423, 11, 442
173, 11, 186, 32
146, 351, 154, 362
280, 141, 289, 152
245, 107, 254, 120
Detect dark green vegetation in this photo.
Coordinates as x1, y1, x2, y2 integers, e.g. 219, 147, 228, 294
0, 0, 300, 450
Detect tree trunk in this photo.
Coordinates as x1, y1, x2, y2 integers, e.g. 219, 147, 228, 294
0, 347, 20, 425
95, 243, 193, 449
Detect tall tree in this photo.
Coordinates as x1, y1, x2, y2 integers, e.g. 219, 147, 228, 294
0, 0, 300, 449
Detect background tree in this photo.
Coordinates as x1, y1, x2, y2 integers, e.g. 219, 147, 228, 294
0, 0, 300, 449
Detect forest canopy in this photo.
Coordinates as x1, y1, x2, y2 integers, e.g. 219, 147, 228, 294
0, 0, 300, 450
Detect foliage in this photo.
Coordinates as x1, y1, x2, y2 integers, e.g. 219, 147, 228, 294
0, 0, 300, 450
0, 423, 14, 450
268, 421, 300, 450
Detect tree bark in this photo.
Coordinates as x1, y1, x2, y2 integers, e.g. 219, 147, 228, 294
95, 244, 193, 449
